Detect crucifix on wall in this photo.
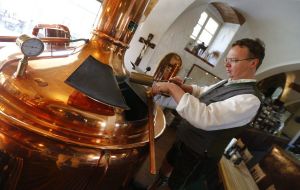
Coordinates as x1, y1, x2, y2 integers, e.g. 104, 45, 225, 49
131, 33, 156, 68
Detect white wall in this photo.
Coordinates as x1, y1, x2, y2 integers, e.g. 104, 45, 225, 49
146, 4, 208, 78
226, 0, 300, 79
124, 0, 259, 75
124, 0, 197, 73
125, 0, 300, 82
125, 0, 238, 79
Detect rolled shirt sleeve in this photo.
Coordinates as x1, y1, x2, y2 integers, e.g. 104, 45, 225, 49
153, 95, 177, 109
176, 93, 261, 131
191, 85, 202, 97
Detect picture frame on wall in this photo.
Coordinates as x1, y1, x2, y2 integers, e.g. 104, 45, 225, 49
184, 64, 221, 86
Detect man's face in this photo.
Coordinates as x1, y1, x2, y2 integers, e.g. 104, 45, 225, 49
224, 45, 257, 80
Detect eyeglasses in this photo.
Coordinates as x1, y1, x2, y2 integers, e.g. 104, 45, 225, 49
224, 57, 256, 64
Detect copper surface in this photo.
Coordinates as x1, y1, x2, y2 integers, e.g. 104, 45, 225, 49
146, 90, 156, 174
0, 0, 166, 189
129, 72, 155, 86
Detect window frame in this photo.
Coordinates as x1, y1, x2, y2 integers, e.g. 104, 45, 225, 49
190, 10, 221, 47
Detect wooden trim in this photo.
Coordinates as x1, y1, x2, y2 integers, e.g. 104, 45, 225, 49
289, 82, 300, 93
184, 48, 215, 67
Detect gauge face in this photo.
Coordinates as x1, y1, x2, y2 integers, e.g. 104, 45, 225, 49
20, 38, 44, 57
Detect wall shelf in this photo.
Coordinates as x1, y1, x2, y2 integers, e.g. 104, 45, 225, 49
184, 48, 215, 67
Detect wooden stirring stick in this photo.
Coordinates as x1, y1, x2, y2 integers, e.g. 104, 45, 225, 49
146, 89, 156, 174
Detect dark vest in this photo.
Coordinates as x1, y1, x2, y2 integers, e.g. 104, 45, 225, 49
177, 81, 262, 160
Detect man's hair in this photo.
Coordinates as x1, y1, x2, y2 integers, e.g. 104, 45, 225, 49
232, 38, 265, 69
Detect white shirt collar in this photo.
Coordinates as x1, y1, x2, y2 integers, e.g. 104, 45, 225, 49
225, 79, 257, 86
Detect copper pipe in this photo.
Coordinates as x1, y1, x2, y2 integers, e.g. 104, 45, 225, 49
146, 90, 156, 174
32, 24, 71, 38
0, 36, 17, 42
129, 72, 170, 86
129, 72, 155, 86
0, 36, 69, 44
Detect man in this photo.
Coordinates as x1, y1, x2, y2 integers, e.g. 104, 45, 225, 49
149, 38, 265, 190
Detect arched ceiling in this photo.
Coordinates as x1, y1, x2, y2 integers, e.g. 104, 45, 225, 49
211, 2, 245, 25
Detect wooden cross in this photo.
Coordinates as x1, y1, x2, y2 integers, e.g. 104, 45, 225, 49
132, 33, 156, 67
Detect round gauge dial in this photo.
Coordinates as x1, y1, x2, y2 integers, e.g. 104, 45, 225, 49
16, 34, 44, 57
21, 38, 44, 56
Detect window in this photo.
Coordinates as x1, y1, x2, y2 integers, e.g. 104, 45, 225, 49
0, 0, 101, 39
190, 11, 219, 46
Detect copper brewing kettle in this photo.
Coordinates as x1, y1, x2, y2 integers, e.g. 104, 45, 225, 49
0, 0, 165, 189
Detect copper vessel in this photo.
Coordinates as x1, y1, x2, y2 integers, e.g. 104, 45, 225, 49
0, 0, 165, 189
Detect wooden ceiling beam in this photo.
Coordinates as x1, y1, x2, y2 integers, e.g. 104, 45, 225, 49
211, 2, 245, 25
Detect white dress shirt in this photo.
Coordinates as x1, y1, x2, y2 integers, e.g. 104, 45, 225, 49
155, 79, 261, 131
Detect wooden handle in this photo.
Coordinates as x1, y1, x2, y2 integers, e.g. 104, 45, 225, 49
146, 90, 156, 174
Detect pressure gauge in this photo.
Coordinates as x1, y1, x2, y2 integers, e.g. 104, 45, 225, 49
16, 34, 44, 57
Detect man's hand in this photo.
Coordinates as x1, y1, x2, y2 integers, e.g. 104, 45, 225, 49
169, 76, 184, 87
152, 82, 185, 103
169, 76, 193, 94
152, 82, 170, 95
